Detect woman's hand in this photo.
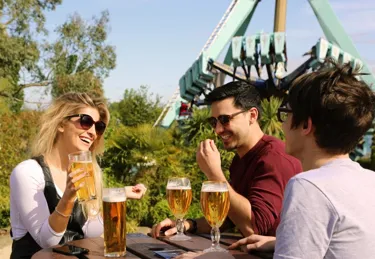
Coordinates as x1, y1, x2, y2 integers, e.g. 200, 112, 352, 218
62, 167, 87, 203
125, 184, 147, 200
228, 234, 276, 253
50, 167, 88, 233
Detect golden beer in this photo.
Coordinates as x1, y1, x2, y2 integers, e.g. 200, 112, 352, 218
70, 161, 96, 202
200, 190, 230, 228
166, 187, 192, 219
103, 195, 127, 257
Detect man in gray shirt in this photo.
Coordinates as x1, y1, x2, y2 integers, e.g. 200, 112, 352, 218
228, 61, 375, 259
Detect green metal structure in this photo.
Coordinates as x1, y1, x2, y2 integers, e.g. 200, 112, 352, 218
153, 0, 375, 129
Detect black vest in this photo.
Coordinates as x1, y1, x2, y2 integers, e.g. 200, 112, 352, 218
10, 156, 87, 259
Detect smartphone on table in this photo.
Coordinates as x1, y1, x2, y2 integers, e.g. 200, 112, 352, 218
52, 244, 89, 256
154, 249, 185, 259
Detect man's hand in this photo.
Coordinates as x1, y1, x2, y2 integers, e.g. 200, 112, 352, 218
125, 184, 147, 200
228, 235, 276, 253
151, 218, 180, 238
196, 139, 224, 181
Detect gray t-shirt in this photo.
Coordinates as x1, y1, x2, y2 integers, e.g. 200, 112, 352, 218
274, 158, 375, 259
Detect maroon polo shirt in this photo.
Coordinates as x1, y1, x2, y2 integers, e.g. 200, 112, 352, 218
229, 135, 302, 236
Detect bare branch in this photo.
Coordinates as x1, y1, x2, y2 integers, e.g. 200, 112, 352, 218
0, 90, 50, 105
0, 81, 51, 100
18, 81, 51, 89
23, 99, 50, 105
13, 81, 51, 96
0, 91, 12, 98
3, 17, 16, 26
45, 69, 54, 80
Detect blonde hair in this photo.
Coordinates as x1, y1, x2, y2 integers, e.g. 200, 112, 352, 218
32, 92, 110, 218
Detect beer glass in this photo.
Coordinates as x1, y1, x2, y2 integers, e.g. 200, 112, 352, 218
200, 181, 230, 253
103, 188, 127, 257
166, 177, 192, 241
68, 151, 96, 202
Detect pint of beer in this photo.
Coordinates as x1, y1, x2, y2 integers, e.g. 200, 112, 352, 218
68, 151, 96, 202
200, 181, 230, 253
103, 188, 127, 257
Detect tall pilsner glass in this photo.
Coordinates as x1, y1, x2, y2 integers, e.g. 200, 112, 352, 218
200, 181, 230, 253
103, 188, 127, 257
68, 151, 96, 202
166, 177, 192, 241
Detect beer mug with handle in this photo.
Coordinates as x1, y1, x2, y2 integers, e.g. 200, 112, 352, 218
166, 177, 192, 241
68, 151, 96, 202
103, 187, 127, 257
200, 181, 230, 253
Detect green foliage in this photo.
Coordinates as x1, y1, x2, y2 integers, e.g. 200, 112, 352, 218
0, 79, 13, 114
177, 107, 214, 146
48, 11, 116, 98
0, 35, 37, 111
52, 71, 104, 98
149, 200, 174, 224
0, 185, 11, 228
126, 219, 139, 233
110, 86, 163, 127
0, 0, 62, 36
0, 36, 39, 84
0, 110, 40, 227
260, 96, 284, 140
0, 5, 116, 105
101, 101, 234, 229
0, 0, 61, 107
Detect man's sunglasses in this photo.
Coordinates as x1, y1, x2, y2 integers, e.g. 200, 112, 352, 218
207, 110, 247, 128
277, 107, 293, 123
65, 114, 106, 135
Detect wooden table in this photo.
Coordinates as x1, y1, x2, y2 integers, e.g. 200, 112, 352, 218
32, 233, 273, 259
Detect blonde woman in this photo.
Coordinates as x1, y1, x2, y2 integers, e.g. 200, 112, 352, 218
9, 92, 146, 259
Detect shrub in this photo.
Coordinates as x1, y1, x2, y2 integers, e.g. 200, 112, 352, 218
0, 111, 40, 227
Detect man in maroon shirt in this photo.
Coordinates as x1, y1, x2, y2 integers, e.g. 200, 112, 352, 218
151, 81, 302, 238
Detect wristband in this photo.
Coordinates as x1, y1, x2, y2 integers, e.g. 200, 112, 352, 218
186, 218, 198, 234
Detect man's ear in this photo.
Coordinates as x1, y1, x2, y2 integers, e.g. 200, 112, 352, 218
249, 107, 259, 124
302, 117, 313, 136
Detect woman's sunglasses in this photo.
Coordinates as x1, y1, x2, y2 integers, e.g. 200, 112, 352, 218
207, 110, 247, 128
65, 114, 106, 135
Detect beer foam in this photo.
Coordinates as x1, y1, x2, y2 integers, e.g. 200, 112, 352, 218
103, 196, 126, 202
201, 184, 228, 192
166, 186, 191, 190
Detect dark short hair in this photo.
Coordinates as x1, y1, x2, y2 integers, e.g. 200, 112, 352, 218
288, 60, 375, 155
204, 81, 262, 119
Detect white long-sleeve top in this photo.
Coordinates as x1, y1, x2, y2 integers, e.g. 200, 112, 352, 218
10, 159, 104, 248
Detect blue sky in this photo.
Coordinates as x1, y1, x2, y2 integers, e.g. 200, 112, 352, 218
25, 0, 375, 105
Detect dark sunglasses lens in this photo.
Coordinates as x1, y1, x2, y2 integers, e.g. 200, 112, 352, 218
207, 117, 217, 128
80, 115, 94, 130
218, 115, 231, 125
95, 122, 106, 135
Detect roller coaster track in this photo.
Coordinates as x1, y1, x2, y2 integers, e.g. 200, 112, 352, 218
153, 0, 239, 127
